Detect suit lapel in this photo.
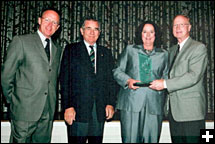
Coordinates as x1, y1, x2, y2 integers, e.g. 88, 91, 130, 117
134, 45, 146, 55
169, 37, 193, 76
51, 41, 57, 65
32, 33, 49, 63
170, 45, 178, 65
96, 45, 104, 75
174, 37, 192, 65
79, 42, 95, 74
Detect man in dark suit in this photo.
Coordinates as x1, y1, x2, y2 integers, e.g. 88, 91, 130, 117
1, 8, 63, 143
60, 17, 117, 143
150, 15, 208, 143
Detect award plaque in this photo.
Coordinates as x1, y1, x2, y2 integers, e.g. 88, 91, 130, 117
134, 53, 153, 87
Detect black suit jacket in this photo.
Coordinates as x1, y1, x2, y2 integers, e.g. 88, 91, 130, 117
60, 41, 117, 122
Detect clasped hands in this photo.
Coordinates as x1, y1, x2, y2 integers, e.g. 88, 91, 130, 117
149, 79, 165, 91
127, 78, 165, 91
64, 105, 115, 125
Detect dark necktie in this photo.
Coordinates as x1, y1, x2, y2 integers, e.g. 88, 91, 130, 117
45, 38, 50, 62
169, 44, 180, 72
89, 45, 95, 68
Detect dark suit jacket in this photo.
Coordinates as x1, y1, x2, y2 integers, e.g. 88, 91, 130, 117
1, 32, 63, 121
60, 41, 117, 122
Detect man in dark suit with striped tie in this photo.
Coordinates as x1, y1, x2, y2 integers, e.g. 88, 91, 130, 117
60, 16, 117, 143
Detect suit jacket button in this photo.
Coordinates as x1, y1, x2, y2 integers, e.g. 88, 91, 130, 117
45, 92, 48, 95
49, 69, 51, 72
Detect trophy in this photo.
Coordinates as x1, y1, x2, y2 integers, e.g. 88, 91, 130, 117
133, 53, 153, 87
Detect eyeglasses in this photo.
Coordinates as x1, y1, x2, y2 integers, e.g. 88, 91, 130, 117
173, 23, 190, 28
42, 17, 59, 26
83, 27, 100, 32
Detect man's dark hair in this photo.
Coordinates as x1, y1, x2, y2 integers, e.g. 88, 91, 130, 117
79, 16, 101, 42
134, 21, 162, 47
81, 16, 101, 30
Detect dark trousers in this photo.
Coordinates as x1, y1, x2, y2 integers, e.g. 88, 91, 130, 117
168, 108, 205, 143
67, 102, 105, 143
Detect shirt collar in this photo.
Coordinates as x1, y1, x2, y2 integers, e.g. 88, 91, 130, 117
84, 40, 96, 49
37, 30, 51, 47
178, 36, 189, 51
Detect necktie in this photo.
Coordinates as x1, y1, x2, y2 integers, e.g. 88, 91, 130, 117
89, 45, 95, 68
45, 38, 50, 62
169, 44, 180, 72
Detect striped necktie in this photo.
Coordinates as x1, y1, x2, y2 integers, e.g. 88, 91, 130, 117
89, 45, 95, 68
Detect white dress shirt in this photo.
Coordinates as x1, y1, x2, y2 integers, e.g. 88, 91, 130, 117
37, 30, 52, 63
84, 40, 97, 73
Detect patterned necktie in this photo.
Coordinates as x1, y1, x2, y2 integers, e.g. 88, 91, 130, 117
45, 38, 50, 62
145, 49, 152, 55
169, 44, 180, 72
89, 45, 95, 68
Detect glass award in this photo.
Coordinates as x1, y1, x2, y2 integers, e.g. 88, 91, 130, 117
134, 53, 153, 87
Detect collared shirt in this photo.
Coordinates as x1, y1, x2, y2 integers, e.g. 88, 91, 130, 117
37, 30, 52, 62
178, 36, 189, 51
84, 40, 97, 73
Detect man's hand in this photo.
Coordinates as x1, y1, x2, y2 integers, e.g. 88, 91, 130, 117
105, 105, 115, 120
127, 78, 141, 90
64, 107, 76, 125
149, 79, 165, 91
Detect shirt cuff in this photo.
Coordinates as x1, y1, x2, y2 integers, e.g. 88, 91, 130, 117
164, 80, 167, 89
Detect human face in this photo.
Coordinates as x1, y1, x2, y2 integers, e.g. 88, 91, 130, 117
173, 15, 191, 42
38, 10, 60, 38
80, 20, 100, 45
142, 24, 155, 47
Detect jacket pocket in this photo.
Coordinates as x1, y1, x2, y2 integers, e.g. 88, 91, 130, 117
179, 91, 201, 99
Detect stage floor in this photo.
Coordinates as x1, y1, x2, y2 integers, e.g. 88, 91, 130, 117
1, 120, 214, 143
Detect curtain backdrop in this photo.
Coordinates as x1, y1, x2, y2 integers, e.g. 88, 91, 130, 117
1, 1, 214, 119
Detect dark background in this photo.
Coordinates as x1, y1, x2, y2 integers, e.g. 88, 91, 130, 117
1, 1, 214, 120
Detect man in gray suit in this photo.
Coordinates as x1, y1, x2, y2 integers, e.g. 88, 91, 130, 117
150, 15, 208, 143
1, 8, 63, 143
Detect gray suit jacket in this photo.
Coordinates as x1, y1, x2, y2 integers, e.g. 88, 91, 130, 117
166, 37, 208, 122
113, 45, 168, 115
1, 32, 63, 121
